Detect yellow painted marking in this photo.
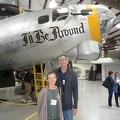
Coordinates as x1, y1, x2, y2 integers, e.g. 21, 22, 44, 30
24, 112, 38, 120
0, 100, 37, 106
19, 6, 23, 14
86, 5, 102, 43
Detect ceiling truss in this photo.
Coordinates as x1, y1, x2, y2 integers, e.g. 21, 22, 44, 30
93, 0, 120, 10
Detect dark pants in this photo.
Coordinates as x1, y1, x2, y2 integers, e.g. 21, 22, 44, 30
23, 82, 31, 101
108, 88, 113, 106
114, 93, 119, 106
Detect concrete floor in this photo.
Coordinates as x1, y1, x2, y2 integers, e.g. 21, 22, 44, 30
0, 80, 120, 120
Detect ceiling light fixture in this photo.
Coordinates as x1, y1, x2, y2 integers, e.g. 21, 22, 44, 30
49, 0, 57, 8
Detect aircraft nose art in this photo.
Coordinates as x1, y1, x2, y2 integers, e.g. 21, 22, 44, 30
86, 5, 116, 43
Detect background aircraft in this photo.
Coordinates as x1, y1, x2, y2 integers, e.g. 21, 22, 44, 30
0, 3, 116, 87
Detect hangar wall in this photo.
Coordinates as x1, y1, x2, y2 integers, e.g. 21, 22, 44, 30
102, 63, 120, 81
74, 61, 120, 81
73, 63, 91, 79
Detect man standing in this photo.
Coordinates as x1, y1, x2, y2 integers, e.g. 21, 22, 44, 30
21, 70, 32, 103
54, 54, 78, 120
107, 71, 114, 108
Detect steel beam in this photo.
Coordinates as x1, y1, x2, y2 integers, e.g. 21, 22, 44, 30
29, 0, 31, 9
93, 0, 120, 10
60, 0, 66, 6
43, 0, 48, 9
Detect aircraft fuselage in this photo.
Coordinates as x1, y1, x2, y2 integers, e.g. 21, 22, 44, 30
0, 4, 116, 70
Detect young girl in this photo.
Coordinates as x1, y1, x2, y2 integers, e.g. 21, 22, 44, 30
38, 71, 62, 120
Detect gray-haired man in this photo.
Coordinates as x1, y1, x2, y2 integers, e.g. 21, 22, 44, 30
54, 54, 78, 120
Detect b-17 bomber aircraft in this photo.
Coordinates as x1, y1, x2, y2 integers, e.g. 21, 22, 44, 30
0, 4, 116, 87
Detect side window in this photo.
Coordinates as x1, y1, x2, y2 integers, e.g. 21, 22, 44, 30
38, 15, 49, 24
52, 8, 68, 22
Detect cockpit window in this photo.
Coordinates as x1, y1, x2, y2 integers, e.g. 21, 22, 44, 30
38, 15, 49, 24
52, 7, 68, 21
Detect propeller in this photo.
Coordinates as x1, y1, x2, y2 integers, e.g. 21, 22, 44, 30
0, 3, 23, 16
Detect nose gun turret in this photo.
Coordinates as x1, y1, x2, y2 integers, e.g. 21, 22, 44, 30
97, 5, 116, 41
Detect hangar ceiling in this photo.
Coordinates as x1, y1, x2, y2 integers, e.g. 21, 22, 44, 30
0, 0, 120, 60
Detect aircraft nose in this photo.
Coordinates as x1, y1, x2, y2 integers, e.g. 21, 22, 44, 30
97, 5, 116, 41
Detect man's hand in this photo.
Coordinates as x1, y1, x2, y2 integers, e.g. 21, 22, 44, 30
72, 108, 77, 116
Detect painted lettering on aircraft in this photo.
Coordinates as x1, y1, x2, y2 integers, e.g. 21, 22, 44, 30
21, 23, 85, 46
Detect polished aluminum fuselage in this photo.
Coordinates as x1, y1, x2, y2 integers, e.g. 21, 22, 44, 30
0, 4, 116, 70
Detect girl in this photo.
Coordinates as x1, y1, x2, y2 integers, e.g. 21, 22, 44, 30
38, 71, 62, 120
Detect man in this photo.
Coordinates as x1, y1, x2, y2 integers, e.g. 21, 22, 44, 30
107, 71, 114, 108
54, 54, 78, 120
92, 64, 97, 81
21, 70, 32, 103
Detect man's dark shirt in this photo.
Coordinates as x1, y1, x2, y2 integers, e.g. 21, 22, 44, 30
54, 67, 78, 110
24, 72, 32, 83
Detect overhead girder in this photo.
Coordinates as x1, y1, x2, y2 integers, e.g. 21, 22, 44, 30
43, 0, 48, 9
29, 0, 31, 9
77, 0, 84, 4
113, 21, 120, 27
60, 0, 66, 6
109, 29, 120, 35
110, 34, 120, 39
93, 0, 120, 10
116, 12, 120, 16
43, 0, 66, 9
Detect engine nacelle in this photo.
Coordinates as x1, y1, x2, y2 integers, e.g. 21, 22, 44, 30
66, 40, 101, 61
77, 40, 101, 60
